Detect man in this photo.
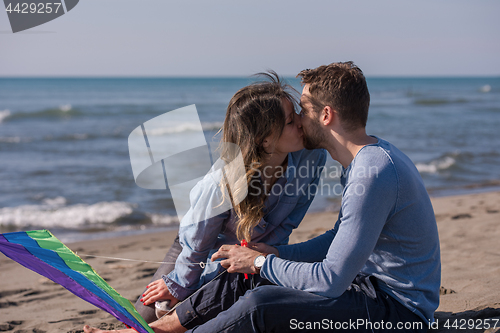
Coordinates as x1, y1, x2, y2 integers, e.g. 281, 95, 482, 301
84, 62, 440, 333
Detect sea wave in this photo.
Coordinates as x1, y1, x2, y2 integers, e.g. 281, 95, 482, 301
0, 109, 11, 123
415, 153, 458, 174
43, 133, 97, 142
145, 121, 224, 136
0, 134, 96, 144
414, 98, 468, 106
0, 121, 221, 145
479, 85, 491, 93
202, 122, 224, 132
0, 198, 179, 231
4, 105, 82, 122
0, 136, 24, 143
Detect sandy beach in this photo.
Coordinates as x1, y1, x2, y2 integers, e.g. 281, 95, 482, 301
1, 191, 499, 333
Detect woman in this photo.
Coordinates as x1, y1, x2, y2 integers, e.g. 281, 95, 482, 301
134, 73, 326, 326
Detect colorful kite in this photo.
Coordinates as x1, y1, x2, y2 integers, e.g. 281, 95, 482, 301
0, 229, 154, 333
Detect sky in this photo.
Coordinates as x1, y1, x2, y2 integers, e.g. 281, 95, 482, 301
1, 0, 499, 77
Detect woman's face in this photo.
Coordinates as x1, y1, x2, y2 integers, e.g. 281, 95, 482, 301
265, 98, 304, 155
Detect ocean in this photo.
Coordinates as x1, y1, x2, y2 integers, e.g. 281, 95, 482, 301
0, 77, 499, 242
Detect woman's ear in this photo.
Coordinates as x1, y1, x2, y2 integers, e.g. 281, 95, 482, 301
262, 138, 270, 149
261, 136, 275, 154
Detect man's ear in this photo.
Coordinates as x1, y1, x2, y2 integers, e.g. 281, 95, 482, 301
321, 106, 335, 126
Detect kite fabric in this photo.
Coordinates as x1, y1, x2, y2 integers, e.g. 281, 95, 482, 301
0, 229, 154, 333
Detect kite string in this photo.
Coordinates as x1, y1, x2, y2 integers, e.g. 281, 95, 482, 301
75, 253, 212, 269
77, 252, 233, 320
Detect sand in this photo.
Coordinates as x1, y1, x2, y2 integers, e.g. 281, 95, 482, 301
1, 191, 500, 332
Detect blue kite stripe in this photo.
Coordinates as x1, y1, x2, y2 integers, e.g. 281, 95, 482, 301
2, 232, 148, 333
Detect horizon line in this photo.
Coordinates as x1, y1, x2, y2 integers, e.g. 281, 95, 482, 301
1, 74, 499, 79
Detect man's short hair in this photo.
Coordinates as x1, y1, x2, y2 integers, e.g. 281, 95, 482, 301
297, 61, 370, 132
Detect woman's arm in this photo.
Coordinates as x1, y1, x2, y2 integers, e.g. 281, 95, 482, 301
162, 174, 231, 301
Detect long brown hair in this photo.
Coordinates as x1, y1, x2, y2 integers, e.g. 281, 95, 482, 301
219, 72, 297, 242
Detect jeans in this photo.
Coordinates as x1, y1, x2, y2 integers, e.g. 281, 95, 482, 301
134, 235, 183, 323
186, 275, 428, 333
177, 271, 273, 329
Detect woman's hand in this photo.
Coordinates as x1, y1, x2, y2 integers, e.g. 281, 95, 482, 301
141, 279, 179, 307
248, 242, 279, 257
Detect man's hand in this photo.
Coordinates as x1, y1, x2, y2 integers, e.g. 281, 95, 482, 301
248, 242, 279, 257
141, 279, 179, 307
211, 244, 261, 274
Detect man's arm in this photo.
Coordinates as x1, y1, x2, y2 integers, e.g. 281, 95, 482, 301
214, 163, 397, 298
260, 167, 398, 297
275, 218, 339, 263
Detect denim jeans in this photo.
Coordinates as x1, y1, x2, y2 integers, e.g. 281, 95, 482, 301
134, 235, 183, 323
186, 275, 428, 333
176, 270, 273, 329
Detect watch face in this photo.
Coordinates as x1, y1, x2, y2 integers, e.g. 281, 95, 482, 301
254, 255, 266, 268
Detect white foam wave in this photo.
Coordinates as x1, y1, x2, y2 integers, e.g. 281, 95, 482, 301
480, 85, 491, 93
203, 122, 224, 132
59, 104, 72, 112
146, 122, 223, 136
42, 196, 67, 207
150, 213, 179, 225
0, 199, 179, 230
416, 156, 456, 174
0, 136, 22, 143
0, 109, 11, 123
0, 200, 134, 229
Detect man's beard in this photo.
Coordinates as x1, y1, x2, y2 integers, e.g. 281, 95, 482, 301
302, 119, 326, 150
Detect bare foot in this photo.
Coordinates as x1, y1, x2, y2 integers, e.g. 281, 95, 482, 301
150, 310, 187, 333
83, 309, 185, 333
83, 325, 136, 333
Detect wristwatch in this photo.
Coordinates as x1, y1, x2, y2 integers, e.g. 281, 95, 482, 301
253, 254, 267, 272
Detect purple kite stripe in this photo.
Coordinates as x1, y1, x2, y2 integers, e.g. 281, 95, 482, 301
0, 234, 149, 333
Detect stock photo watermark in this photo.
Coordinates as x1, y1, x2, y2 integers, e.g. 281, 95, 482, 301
289, 318, 500, 331
128, 105, 248, 226
3, 0, 79, 33
290, 318, 426, 331
128, 104, 380, 223
250, 161, 379, 199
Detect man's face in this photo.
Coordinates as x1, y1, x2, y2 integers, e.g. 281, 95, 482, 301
299, 84, 327, 150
